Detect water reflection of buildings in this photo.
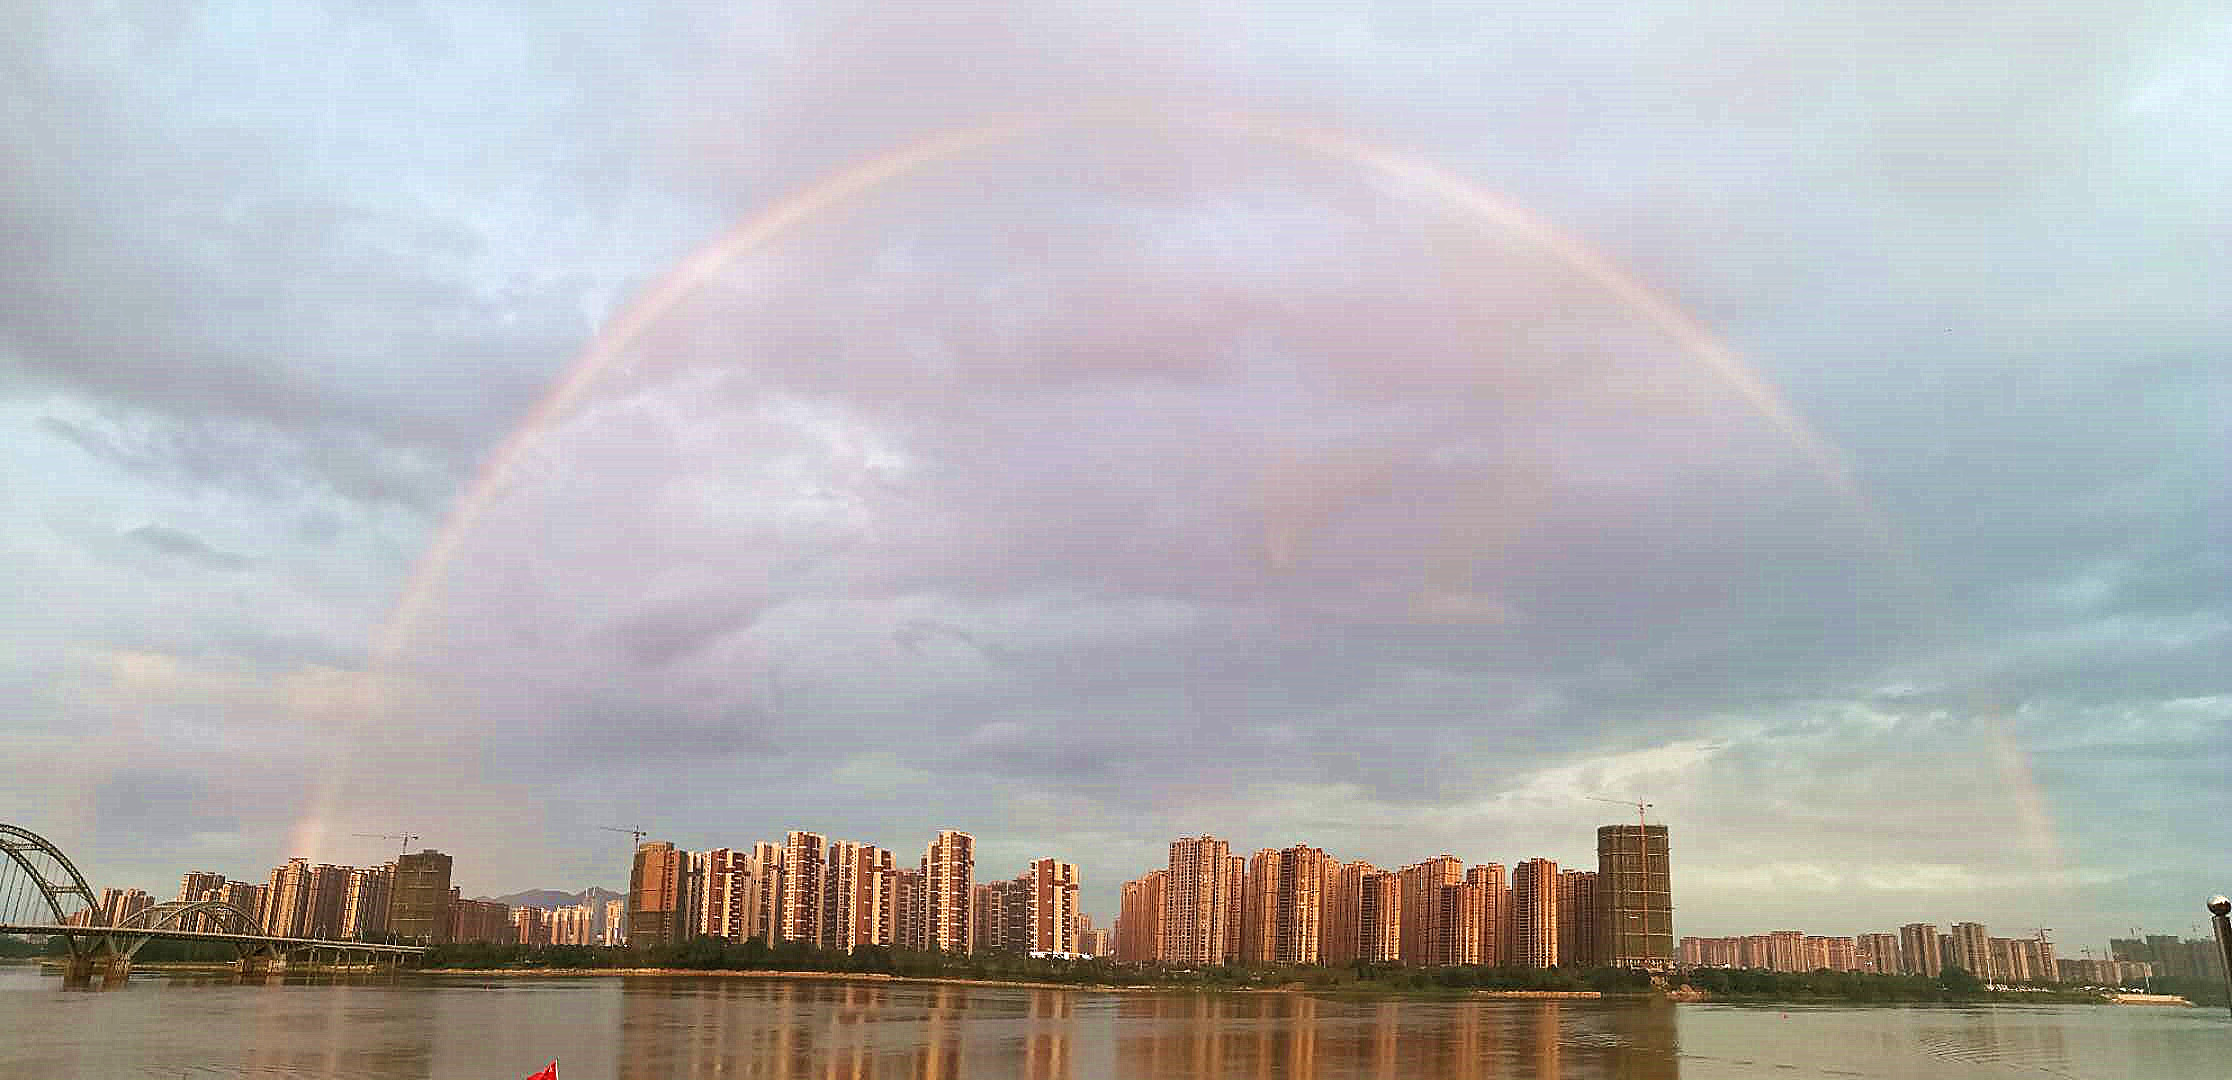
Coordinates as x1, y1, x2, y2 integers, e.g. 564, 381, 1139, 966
913, 984, 966, 1080
1021, 989, 1074, 1080
1112, 993, 1678, 1080
598, 978, 1681, 1079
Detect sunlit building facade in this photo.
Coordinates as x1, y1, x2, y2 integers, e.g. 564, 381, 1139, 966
1556, 869, 1598, 968
923, 829, 975, 954
340, 864, 393, 940
627, 841, 686, 947
1163, 836, 1236, 966
1026, 858, 1080, 954
1241, 845, 1332, 965
1116, 870, 1166, 963
1468, 864, 1508, 968
1511, 859, 1559, 968
1398, 855, 1463, 968
778, 831, 827, 946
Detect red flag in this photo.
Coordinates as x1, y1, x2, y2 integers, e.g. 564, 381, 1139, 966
526, 1063, 557, 1080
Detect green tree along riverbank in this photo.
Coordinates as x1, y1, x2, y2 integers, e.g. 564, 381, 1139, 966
424, 939, 1651, 993
418, 941, 2114, 1003
1672, 965, 2102, 1004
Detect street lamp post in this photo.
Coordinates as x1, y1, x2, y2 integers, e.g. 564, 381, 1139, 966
2208, 896, 2232, 1019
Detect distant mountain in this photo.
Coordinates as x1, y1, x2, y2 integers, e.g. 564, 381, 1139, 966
480, 886, 622, 909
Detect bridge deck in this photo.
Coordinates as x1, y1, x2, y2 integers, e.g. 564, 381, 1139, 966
0, 923, 428, 954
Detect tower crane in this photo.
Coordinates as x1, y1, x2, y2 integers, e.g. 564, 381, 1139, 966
2017, 927, 2054, 980
600, 826, 649, 849
1585, 796, 1653, 830
352, 832, 421, 855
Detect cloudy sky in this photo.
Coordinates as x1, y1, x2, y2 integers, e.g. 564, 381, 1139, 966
3, 1, 2225, 951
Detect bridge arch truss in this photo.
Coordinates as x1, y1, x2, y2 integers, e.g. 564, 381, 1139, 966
0, 823, 98, 926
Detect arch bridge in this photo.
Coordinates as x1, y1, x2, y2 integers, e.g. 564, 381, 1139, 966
1, 823, 425, 988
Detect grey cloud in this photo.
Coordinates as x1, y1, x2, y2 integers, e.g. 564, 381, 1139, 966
123, 523, 251, 571
1, 0, 2225, 948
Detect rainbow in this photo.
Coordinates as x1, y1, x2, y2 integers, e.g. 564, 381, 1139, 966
297, 107, 2006, 871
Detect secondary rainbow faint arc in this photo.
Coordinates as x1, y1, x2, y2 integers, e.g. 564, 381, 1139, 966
318, 107, 1944, 860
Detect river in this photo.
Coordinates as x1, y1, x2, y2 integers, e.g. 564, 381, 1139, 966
0, 967, 2222, 1077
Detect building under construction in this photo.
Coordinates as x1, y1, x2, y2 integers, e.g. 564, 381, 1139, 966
1597, 824, 1673, 971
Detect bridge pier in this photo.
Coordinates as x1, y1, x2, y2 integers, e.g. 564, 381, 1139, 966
60, 949, 131, 989
236, 948, 275, 980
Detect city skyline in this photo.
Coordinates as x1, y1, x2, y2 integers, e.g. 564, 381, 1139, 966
40, 813, 2199, 961
34, 815, 2188, 983
3, 1, 2225, 962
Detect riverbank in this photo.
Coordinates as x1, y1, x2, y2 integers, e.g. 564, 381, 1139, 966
421, 967, 1172, 993
415, 967, 1614, 999
2103, 993, 2193, 1006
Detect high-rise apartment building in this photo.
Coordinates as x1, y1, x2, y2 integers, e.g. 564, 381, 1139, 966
1025, 858, 1081, 955
305, 864, 351, 939
220, 880, 268, 932
1434, 881, 1487, 966
750, 841, 783, 944
1357, 870, 1401, 964
549, 903, 596, 945
1320, 860, 1378, 966
341, 864, 393, 940
2110, 934, 2219, 980
94, 887, 153, 927
826, 841, 896, 951
178, 870, 225, 904
973, 876, 1034, 953
265, 858, 310, 937
1162, 837, 1236, 966
1398, 855, 1463, 968
1468, 864, 1508, 968
1857, 933, 1901, 974
628, 842, 687, 947
1224, 855, 1245, 964
177, 870, 228, 933
1991, 936, 2047, 982
1900, 923, 1941, 976
1950, 922, 1992, 979
1116, 870, 1167, 963
391, 850, 455, 944
1679, 936, 1742, 967
602, 897, 627, 946
1082, 924, 1111, 958
891, 868, 925, 950
1241, 846, 1332, 965
1557, 870, 1599, 968
448, 893, 513, 943
1511, 859, 1559, 968
1805, 936, 1858, 972
923, 830, 975, 953
777, 831, 827, 946
697, 848, 759, 941
1766, 930, 1804, 972
513, 906, 551, 946
1596, 824, 1672, 971
822, 840, 862, 951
